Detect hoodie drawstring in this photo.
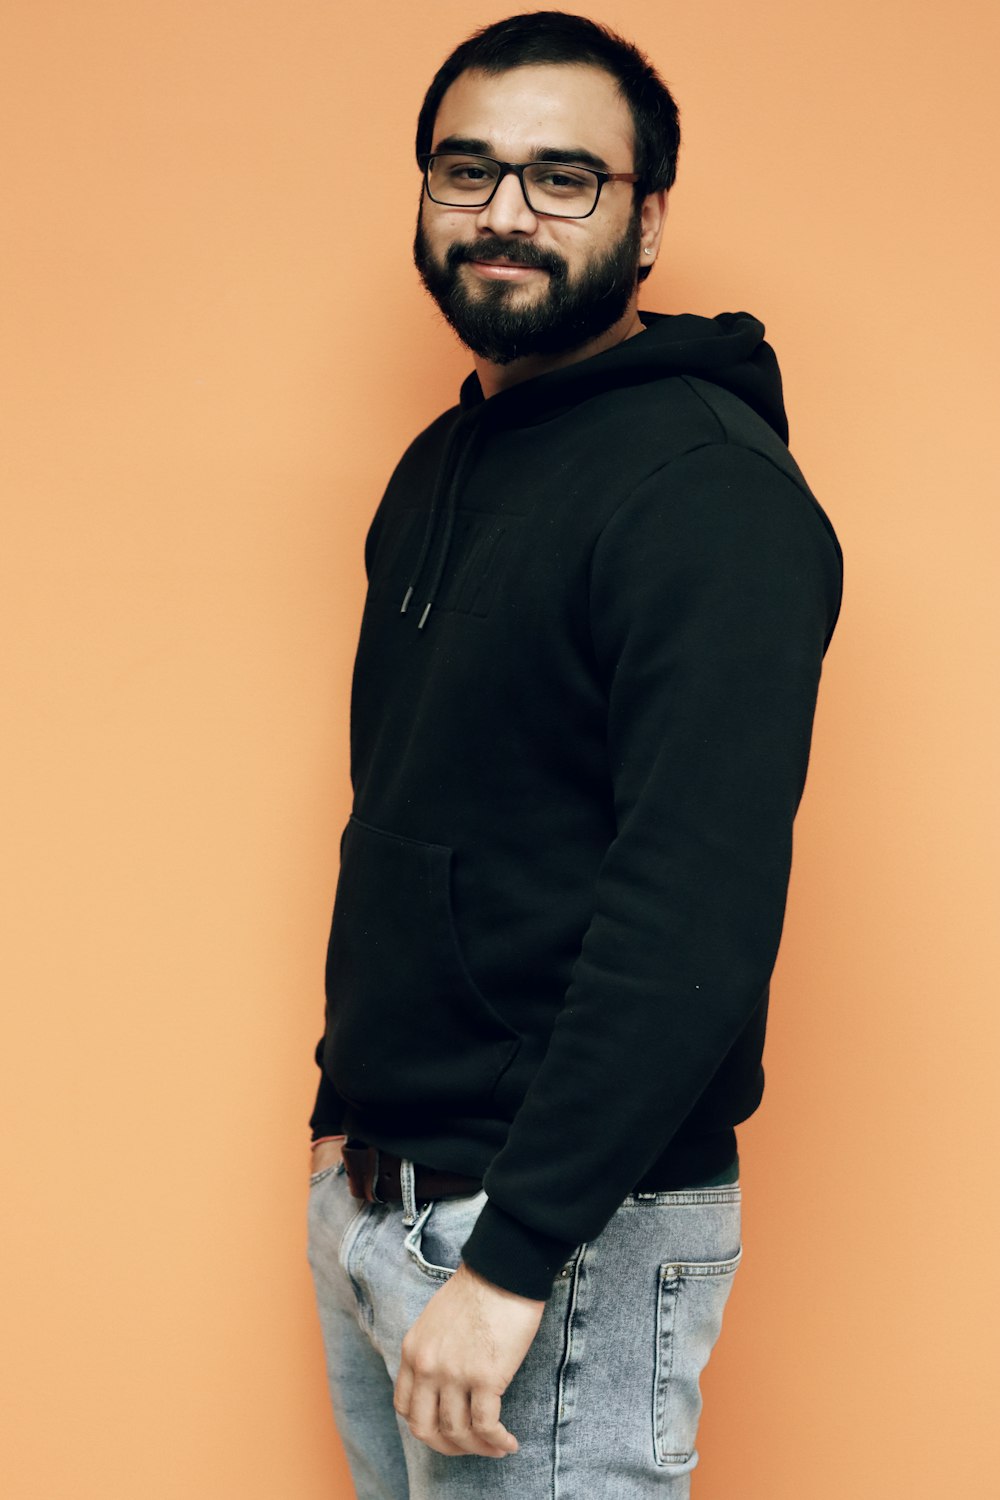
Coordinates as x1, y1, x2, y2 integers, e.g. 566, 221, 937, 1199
400, 415, 484, 629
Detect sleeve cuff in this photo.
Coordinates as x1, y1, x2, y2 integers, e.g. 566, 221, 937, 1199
459, 1199, 578, 1301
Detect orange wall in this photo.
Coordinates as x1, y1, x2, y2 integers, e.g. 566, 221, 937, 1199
3, 3, 997, 1496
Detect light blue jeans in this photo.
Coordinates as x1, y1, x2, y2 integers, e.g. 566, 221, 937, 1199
307, 1155, 742, 1499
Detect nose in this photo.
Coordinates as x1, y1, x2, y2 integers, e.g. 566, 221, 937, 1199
475, 168, 538, 237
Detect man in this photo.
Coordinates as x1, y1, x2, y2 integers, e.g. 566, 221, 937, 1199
307, 12, 842, 1498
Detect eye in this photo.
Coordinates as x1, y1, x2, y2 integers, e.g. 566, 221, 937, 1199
434, 156, 497, 186
530, 166, 593, 195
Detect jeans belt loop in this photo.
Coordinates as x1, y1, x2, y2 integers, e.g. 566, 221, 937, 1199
400, 1157, 418, 1226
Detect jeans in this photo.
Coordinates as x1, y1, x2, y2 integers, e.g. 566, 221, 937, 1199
307, 1155, 742, 1499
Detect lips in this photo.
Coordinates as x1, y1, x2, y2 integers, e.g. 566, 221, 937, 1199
470, 258, 543, 268
467, 261, 548, 284
466, 257, 551, 277
445, 238, 560, 277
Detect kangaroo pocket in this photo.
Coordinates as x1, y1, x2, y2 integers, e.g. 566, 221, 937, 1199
323, 816, 520, 1114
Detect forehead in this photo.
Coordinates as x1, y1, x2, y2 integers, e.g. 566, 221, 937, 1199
431, 63, 634, 165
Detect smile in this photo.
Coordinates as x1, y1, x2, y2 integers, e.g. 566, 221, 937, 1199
467, 261, 549, 280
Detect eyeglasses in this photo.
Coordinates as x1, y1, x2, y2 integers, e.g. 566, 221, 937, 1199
418, 152, 639, 220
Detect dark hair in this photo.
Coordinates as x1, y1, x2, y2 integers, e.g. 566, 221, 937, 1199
415, 12, 681, 280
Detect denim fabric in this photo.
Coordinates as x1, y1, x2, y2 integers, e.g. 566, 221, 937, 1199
308, 1156, 741, 1498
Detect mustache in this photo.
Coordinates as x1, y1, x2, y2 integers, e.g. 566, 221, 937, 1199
446, 237, 567, 278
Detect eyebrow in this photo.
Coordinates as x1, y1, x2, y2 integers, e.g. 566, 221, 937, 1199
431, 135, 614, 174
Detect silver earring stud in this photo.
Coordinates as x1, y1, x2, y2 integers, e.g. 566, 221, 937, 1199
643, 248, 653, 256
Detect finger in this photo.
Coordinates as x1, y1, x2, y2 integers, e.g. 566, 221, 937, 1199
437, 1383, 511, 1459
436, 1382, 475, 1453
392, 1361, 413, 1421
405, 1378, 465, 1457
405, 1374, 436, 1439
470, 1386, 519, 1455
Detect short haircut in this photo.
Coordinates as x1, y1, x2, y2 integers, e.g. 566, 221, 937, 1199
415, 11, 681, 280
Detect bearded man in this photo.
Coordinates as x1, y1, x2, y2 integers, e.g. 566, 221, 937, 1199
306, 13, 843, 1498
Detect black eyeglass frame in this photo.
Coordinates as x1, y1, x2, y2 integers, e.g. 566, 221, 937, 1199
418, 152, 641, 220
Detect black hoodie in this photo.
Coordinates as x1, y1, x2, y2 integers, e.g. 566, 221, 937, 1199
310, 310, 843, 1300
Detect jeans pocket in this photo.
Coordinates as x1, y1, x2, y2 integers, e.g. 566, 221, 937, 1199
402, 1191, 489, 1282
307, 1160, 360, 1282
309, 1158, 347, 1188
653, 1247, 742, 1466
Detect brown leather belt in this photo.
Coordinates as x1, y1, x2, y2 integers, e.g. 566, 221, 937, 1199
342, 1138, 483, 1205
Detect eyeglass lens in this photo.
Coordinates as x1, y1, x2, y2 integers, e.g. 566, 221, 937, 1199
426, 154, 600, 217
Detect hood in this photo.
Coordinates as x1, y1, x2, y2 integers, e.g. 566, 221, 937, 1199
400, 310, 789, 629
459, 310, 788, 441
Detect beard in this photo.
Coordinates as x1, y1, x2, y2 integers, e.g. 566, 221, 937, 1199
412, 204, 643, 366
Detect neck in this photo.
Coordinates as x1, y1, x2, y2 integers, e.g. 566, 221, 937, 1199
472, 301, 646, 399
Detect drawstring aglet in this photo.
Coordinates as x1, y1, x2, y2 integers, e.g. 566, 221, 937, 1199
400, 585, 413, 614
417, 601, 432, 629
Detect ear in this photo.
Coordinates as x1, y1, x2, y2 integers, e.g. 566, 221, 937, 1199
639, 189, 668, 264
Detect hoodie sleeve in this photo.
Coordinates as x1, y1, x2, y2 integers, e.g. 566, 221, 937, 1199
459, 441, 843, 1299
307, 494, 390, 1142
309, 1036, 348, 1139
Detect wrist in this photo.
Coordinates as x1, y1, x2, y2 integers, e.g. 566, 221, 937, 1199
458, 1260, 546, 1306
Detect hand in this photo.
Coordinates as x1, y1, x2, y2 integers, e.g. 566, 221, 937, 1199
394, 1260, 545, 1459
310, 1138, 345, 1174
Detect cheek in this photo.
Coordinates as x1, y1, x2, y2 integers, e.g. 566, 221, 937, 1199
545, 222, 595, 267
426, 211, 481, 259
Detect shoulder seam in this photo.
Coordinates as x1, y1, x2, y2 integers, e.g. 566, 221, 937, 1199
585, 440, 843, 646
676, 375, 729, 443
